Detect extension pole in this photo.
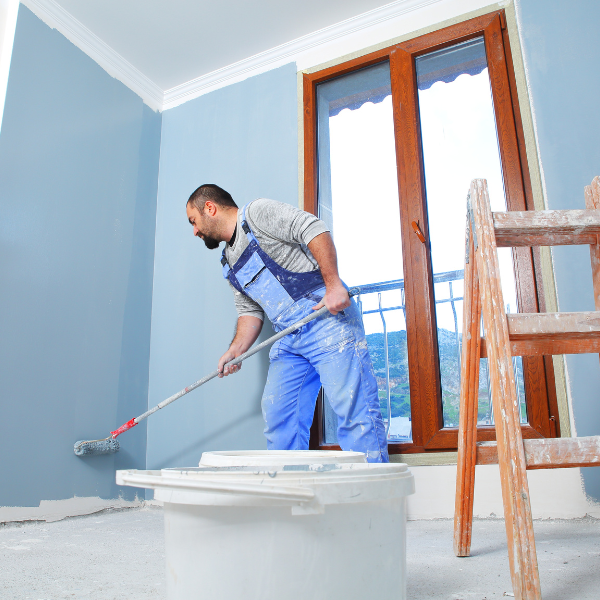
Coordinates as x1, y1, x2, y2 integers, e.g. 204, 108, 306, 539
74, 288, 359, 456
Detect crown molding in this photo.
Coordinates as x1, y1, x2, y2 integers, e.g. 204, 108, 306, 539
21, 0, 450, 112
162, 0, 444, 110
21, 0, 164, 111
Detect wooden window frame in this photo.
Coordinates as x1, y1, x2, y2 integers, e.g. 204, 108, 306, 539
305, 10, 560, 455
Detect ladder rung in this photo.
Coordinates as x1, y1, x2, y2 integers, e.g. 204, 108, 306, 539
479, 311, 600, 356
476, 437, 600, 469
480, 337, 600, 357
493, 209, 600, 247
508, 311, 600, 338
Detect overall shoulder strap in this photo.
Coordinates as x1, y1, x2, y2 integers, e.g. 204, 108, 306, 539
222, 204, 251, 268
241, 202, 257, 241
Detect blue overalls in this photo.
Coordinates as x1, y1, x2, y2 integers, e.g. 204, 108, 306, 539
221, 205, 389, 463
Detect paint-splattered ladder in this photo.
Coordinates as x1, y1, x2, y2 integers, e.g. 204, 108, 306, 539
453, 177, 600, 600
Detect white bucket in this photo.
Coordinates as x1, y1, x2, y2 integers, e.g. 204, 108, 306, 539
117, 450, 414, 600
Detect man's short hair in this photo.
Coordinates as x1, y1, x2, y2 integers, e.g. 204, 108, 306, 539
187, 184, 238, 211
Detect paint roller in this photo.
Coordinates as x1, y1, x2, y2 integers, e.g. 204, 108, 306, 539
74, 289, 358, 457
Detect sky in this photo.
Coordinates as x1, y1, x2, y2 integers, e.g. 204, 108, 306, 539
327, 68, 519, 336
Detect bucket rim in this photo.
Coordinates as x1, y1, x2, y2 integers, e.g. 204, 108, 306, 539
199, 449, 367, 467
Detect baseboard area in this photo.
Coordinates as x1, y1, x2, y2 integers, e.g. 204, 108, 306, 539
406, 464, 600, 520
0, 496, 145, 523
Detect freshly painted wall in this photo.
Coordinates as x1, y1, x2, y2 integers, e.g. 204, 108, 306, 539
147, 1, 600, 510
146, 63, 299, 470
2, 0, 599, 519
0, 6, 161, 507
517, 0, 600, 500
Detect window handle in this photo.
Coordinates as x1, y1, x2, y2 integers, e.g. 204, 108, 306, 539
411, 220, 426, 243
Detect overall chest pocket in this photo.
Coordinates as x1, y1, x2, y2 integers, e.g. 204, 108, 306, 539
235, 252, 294, 320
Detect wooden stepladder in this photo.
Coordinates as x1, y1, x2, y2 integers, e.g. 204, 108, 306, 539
453, 177, 600, 600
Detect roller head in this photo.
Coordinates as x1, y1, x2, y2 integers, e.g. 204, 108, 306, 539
74, 438, 120, 456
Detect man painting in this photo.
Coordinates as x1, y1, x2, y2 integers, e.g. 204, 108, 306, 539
186, 184, 388, 462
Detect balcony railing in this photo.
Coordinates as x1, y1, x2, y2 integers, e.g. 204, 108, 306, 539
343, 269, 526, 442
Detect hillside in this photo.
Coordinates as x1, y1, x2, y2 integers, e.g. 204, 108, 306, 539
365, 328, 525, 427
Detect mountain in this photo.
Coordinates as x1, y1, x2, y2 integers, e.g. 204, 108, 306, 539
365, 328, 525, 427
365, 330, 410, 420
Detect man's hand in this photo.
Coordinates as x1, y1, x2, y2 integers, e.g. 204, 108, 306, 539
312, 280, 350, 315
307, 232, 351, 315
217, 315, 263, 378
217, 346, 243, 378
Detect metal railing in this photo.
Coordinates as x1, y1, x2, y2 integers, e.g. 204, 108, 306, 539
349, 269, 526, 439
350, 270, 463, 441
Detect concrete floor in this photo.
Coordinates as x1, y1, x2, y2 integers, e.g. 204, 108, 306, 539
1, 507, 599, 599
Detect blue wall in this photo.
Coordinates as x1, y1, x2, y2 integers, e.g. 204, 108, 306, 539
146, 64, 298, 470
0, 6, 161, 506
4, 0, 598, 508
518, 0, 600, 499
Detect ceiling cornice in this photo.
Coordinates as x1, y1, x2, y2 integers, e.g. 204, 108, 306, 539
20, 0, 447, 112
21, 0, 164, 111
162, 0, 443, 110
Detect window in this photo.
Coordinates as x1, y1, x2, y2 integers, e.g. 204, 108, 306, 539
305, 11, 559, 454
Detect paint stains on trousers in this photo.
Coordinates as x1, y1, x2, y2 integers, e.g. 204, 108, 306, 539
262, 299, 389, 463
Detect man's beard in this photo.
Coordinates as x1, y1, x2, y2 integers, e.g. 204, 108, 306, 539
202, 236, 220, 250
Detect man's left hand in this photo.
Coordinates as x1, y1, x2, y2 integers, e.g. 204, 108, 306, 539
312, 281, 350, 315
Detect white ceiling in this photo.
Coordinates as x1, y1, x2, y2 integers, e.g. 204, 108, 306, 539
53, 0, 399, 91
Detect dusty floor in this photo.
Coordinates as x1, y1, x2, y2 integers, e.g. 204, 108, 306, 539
1, 506, 599, 599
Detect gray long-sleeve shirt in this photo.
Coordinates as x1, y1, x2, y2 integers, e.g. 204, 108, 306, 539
223, 198, 330, 320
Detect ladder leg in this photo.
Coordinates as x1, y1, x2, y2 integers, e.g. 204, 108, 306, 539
471, 179, 542, 600
585, 177, 600, 309
454, 213, 482, 557
585, 178, 600, 368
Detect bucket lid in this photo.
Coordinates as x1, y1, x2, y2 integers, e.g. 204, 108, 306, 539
117, 460, 414, 516
199, 450, 366, 467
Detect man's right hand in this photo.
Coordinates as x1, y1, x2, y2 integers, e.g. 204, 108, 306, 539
217, 316, 263, 378
217, 347, 243, 378
312, 280, 350, 315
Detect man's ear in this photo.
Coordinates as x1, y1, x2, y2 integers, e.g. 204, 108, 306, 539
204, 200, 217, 217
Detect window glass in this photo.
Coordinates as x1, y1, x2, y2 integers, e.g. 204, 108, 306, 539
317, 61, 412, 443
416, 37, 527, 427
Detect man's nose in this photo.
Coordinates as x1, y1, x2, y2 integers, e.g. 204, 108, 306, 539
193, 225, 199, 236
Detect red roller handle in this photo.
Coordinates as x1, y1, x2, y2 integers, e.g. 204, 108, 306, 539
111, 418, 137, 438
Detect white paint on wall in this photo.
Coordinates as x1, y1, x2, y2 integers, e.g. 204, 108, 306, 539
561, 353, 579, 438
0, 0, 18, 134
0, 496, 144, 523
406, 464, 600, 520
512, 0, 549, 211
